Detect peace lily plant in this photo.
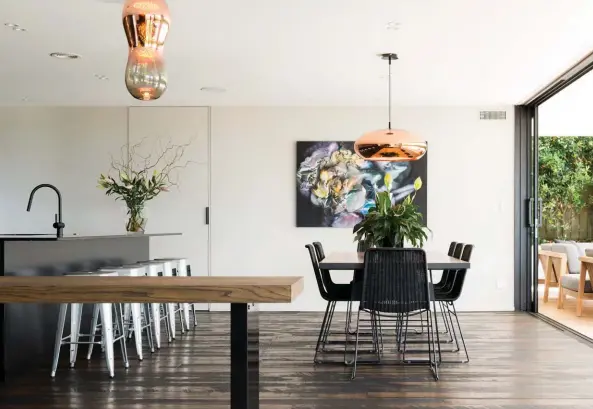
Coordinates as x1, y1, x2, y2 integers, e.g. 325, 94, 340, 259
98, 138, 190, 233
353, 173, 428, 248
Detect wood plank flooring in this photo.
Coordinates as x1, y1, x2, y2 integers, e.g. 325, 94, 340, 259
1, 312, 593, 408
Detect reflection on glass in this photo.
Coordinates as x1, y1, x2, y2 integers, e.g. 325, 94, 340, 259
122, 0, 170, 101
125, 48, 167, 101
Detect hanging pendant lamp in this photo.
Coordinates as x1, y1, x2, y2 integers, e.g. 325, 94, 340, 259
354, 53, 427, 161
122, 0, 170, 101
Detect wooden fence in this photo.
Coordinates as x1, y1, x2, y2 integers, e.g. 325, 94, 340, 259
541, 207, 593, 242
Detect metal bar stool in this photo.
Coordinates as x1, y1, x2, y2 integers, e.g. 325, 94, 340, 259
137, 260, 173, 347
97, 264, 155, 361
139, 259, 185, 339
51, 271, 129, 378
155, 258, 192, 329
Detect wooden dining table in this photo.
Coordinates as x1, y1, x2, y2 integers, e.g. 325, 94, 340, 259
319, 250, 470, 271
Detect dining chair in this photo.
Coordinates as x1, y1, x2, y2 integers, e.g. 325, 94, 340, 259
312, 242, 326, 261
434, 242, 463, 292
434, 244, 473, 363
351, 248, 439, 380
306, 244, 360, 364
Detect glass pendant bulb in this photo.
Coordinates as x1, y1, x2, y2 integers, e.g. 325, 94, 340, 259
125, 47, 167, 101
354, 53, 427, 162
122, 0, 170, 101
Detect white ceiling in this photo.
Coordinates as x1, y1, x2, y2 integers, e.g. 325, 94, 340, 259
2, 0, 593, 106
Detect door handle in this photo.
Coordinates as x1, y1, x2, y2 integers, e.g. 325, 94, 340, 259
205, 207, 210, 225
536, 198, 543, 228
527, 198, 534, 227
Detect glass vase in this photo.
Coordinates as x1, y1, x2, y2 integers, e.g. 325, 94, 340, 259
126, 206, 147, 233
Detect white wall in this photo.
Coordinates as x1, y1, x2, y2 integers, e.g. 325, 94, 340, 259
0, 107, 210, 291
210, 107, 515, 312
0, 106, 515, 312
0, 107, 127, 235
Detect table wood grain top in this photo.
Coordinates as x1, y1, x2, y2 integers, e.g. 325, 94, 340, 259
0, 276, 304, 304
319, 251, 470, 270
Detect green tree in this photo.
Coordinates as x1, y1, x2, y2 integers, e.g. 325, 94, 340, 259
539, 136, 593, 239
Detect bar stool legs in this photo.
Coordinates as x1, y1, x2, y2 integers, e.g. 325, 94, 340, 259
51, 304, 68, 377
69, 303, 83, 368
51, 302, 128, 378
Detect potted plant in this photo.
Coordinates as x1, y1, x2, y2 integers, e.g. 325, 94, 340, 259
97, 138, 190, 233
353, 173, 428, 248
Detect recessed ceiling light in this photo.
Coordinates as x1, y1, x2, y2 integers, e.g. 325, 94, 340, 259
21, 97, 30, 102
4, 23, 19, 28
200, 87, 226, 93
12, 27, 26, 32
49, 52, 81, 60
94, 74, 109, 80
385, 21, 401, 30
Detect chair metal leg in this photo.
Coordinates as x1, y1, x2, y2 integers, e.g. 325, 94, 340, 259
167, 303, 176, 339
131, 303, 143, 361
450, 302, 469, 363
144, 304, 155, 353
427, 307, 439, 381
313, 301, 332, 364
51, 304, 68, 377
69, 303, 83, 368
151, 303, 161, 349
114, 304, 130, 369
87, 304, 100, 360
321, 301, 336, 350
351, 310, 362, 380
100, 303, 115, 378
192, 303, 198, 327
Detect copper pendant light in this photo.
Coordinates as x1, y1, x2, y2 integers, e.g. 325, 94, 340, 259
122, 0, 170, 101
354, 53, 427, 162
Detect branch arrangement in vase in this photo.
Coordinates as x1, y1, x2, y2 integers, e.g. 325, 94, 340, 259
98, 138, 191, 233
353, 173, 428, 248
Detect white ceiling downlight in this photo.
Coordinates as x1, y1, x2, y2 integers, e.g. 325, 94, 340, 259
49, 52, 81, 60
200, 87, 226, 93
94, 74, 109, 80
4, 23, 19, 28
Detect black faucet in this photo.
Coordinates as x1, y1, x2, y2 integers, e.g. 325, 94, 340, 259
26, 184, 65, 238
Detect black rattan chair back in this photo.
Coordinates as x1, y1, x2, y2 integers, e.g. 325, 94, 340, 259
446, 244, 474, 301
312, 242, 326, 261
360, 248, 430, 314
305, 244, 330, 301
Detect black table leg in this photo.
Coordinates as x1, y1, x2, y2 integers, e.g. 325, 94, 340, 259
230, 303, 259, 409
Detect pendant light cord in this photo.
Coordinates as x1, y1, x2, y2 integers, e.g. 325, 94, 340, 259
388, 55, 392, 130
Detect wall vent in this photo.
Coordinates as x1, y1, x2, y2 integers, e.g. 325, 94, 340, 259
480, 110, 506, 120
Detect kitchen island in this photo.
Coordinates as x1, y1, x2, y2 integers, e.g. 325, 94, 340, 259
0, 233, 180, 380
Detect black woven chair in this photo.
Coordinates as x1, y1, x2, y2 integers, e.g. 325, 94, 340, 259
306, 244, 359, 363
351, 248, 439, 380
312, 242, 325, 261
434, 242, 463, 292
435, 244, 473, 363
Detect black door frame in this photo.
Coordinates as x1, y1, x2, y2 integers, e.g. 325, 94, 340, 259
514, 51, 593, 312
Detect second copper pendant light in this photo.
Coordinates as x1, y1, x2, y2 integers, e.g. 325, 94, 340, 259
354, 53, 427, 162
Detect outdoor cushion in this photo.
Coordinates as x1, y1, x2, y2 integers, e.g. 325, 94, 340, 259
560, 275, 593, 293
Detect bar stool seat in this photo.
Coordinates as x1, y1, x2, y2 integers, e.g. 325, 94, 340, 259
51, 271, 128, 378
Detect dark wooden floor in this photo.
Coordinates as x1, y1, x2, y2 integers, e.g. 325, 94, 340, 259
1, 312, 593, 408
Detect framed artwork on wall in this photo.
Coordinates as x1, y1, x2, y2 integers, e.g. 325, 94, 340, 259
296, 141, 427, 228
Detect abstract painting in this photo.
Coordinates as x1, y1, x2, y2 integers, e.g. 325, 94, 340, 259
296, 141, 427, 228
